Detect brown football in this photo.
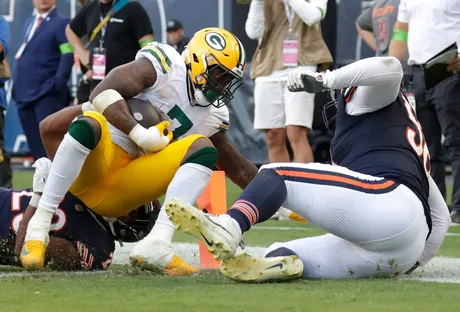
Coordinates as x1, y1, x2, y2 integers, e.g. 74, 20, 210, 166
126, 98, 165, 129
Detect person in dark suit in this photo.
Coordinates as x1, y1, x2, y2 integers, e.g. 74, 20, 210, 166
12, 0, 74, 160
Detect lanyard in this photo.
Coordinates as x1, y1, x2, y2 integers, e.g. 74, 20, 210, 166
98, 0, 116, 47
24, 15, 41, 43
98, 14, 108, 47
23, 20, 35, 43
90, 0, 129, 45
283, 0, 295, 29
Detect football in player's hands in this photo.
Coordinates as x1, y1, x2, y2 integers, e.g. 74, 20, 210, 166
127, 98, 165, 129
32, 158, 52, 193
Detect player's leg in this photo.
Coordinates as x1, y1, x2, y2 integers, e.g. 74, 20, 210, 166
131, 136, 217, 274
21, 111, 104, 268
166, 162, 429, 269
166, 166, 288, 259
85, 133, 216, 274
221, 230, 421, 282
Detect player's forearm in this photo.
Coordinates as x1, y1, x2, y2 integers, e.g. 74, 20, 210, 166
221, 157, 258, 189
287, 0, 325, 26
211, 132, 258, 189
322, 56, 403, 90
40, 105, 85, 159
90, 59, 156, 135
389, 21, 408, 62
245, 0, 265, 40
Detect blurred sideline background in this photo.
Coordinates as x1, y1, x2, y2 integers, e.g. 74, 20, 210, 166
1, 0, 384, 167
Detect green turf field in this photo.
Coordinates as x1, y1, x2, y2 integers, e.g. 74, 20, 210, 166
3, 171, 460, 312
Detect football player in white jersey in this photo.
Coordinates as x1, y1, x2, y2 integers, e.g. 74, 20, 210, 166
18, 28, 263, 275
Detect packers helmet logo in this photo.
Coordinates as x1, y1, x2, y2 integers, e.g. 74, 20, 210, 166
205, 32, 226, 51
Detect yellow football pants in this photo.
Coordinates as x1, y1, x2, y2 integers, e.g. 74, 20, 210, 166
69, 111, 207, 217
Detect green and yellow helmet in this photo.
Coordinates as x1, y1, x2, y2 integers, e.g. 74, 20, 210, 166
182, 27, 246, 107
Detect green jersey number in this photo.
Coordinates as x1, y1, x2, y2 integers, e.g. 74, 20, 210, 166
167, 105, 193, 139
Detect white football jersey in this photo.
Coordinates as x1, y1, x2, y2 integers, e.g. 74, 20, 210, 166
108, 42, 230, 156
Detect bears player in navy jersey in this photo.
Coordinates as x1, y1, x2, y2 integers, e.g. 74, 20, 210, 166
6, 158, 158, 271
165, 56, 451, 282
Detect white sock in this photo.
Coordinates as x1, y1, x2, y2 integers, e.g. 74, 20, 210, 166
145, 163, 212, 243
26, 133, 90, 243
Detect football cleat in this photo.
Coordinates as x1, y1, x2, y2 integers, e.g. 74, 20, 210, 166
288, 211, 308, 223
20, 240, 46, 269
129, 238, 199, 276
165, 199, 243, 261
274, 207, 308, 223
220, 253, 304, 283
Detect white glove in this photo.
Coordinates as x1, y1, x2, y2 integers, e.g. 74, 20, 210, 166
32, 158, 52, 194
128, 121, 173, 153
287, 68, 325, 93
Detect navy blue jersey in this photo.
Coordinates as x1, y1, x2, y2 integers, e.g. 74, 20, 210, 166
331, 87, 431, 230
0, 188, 115, 270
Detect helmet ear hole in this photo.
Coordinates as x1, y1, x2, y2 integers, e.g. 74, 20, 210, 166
193, 53, 200, 63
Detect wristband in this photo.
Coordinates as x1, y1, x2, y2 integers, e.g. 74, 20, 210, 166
92, 89, 124, 114
128, 124, 157, 146
391, 29, 408, 43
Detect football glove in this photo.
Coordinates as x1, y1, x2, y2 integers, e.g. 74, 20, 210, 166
32, 158, 52, 194
128, 121, 173, 152
287, 68, 326, 93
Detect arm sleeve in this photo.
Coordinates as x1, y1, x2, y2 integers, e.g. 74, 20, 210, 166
323, 56, 403, 115
417, 176, 451, 266
130, 2, 154, 41
287, 0, 327, 26
0, 18, 10, 58
245, 0, 265, 40
69, 4, 89, 37
397, 0, 409, 23
356, 7, 373, 32
55, 18, 74, 90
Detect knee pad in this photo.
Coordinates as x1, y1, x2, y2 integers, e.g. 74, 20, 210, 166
68, 117, 98, 150
182, 146, 218, 170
